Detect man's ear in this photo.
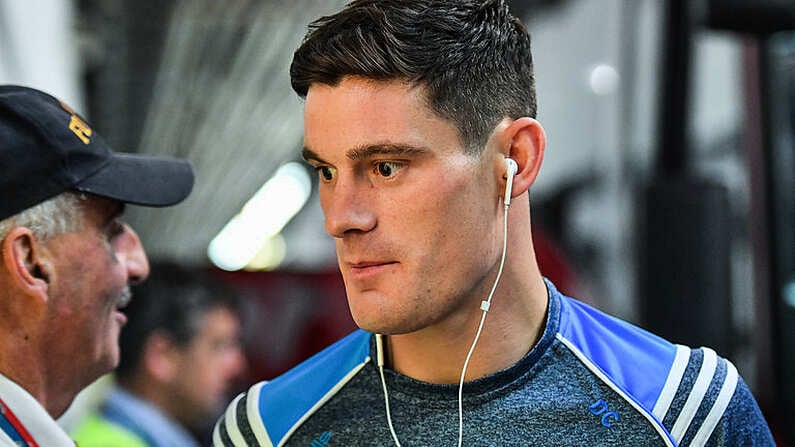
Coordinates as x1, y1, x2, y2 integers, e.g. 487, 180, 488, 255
143, 332, 180, 383
501, 117, 546, 198
1, 227, 51, 302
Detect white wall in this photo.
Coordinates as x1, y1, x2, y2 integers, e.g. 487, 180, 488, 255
0, 0, 84, 111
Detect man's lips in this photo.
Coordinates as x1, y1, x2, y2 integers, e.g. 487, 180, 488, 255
114, 311, 128, 325
347, 261, 398, 276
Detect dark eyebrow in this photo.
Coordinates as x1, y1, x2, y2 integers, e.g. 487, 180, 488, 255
97, 201, 125, 229
104, 201, 125, 221
302, 143, 429, 164
301, 146, 323, 163
346, 144, 428, 160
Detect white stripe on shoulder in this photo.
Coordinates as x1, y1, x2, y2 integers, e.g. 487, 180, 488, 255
689, 360, 739, 446
555, 334, 675, 447
222, 393, 247, 446
670, 347, 718, 443
246, 381, 274, 447
277, 357, 372, 447
213, 421, 223, 446
653, 345, 691, 421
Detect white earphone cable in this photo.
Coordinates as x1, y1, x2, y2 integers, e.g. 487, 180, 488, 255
456, 201, 510, 447
378, 356, 403, 447
378, 198, 511, 447
376, 333, 403, 446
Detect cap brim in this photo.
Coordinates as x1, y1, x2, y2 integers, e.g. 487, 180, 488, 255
75, 153, 194, 207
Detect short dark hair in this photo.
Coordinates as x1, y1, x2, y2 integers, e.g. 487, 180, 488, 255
116, 261, 239, 380
290, 0, 537, 153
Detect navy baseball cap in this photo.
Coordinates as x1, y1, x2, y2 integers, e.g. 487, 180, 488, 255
0, 85, 194, 220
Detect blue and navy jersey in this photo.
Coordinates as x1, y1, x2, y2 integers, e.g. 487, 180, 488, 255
214, 282, 774, 446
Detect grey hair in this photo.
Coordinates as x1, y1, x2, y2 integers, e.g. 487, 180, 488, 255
0, 192, 86, 241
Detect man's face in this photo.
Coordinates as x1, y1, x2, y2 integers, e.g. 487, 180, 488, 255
171, 306, 245, 425
303, 77, 504, 335
42, 196, 149, 386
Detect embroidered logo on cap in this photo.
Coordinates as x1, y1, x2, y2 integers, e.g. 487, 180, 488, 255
59, 101, 92, 144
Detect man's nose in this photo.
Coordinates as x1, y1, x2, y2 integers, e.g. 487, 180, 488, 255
322, 176, 376, 238
117, 223, 150, 284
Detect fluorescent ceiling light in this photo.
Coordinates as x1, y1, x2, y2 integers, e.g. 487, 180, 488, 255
208, 162, 311, 271
246, 234, 287, 271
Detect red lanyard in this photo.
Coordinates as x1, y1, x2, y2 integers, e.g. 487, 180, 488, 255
0, 396, 39, 447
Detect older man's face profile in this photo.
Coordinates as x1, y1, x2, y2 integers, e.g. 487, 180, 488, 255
40, 196, 149, 382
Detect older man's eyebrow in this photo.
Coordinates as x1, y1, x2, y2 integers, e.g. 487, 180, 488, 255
96, 201, 126, 229
114, 203, 126, 219
107, 202, 125, 222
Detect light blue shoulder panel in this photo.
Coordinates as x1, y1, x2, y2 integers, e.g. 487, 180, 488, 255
557, 293, 677, 413
256, 329, 371, 444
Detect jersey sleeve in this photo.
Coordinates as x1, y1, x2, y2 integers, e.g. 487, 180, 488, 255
652, 347, 774, 446
213, 389, 266, 447
707, 374, 776, 446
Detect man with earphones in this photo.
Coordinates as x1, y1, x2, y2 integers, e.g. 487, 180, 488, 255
214, 1, 774, 445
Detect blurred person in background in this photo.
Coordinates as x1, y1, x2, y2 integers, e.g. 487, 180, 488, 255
0, 85, 193, 446
214, 1, 774, 446
73, 261, 246, 447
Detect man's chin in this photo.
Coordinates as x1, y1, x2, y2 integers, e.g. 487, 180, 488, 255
78, 354, 118, 394
352, 316, 417, 336
97, 342, 122, 376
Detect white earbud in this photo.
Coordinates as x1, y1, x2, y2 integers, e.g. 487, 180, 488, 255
503, 158, 518, 206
